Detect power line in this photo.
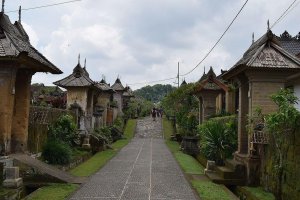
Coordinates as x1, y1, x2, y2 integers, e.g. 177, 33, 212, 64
128, 77, 177, 86
180, 0, 249, 77
128, 0, 249, 86
271, 0, 299, 29
6, 0, 82, 13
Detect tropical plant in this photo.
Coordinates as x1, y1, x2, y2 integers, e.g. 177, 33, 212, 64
91, 126, 113, 145
48, 114, 79, 146
161, 83, 199, 136
265, 89, 300, 200
198, 116, 237, 165
42, 140, 72, 165
123, 98, 154, 119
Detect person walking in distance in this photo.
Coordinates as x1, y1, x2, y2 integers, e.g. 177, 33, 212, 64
151, 108, 156, 121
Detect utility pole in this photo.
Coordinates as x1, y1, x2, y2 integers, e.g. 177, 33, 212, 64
177, 62, 180, 88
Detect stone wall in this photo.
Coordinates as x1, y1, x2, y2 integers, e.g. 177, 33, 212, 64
28, 106, 76, 153
250, 82, 284, 115
113, 92, 123, 115
260, 128, 300, 199
66, 88, 87, 112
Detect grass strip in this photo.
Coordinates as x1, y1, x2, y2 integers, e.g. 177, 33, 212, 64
163, 118, 234, 200
242, 186, 275, 200
174, 152, 204, 175
191, 180, 233, 200
70, 119, 137, 177
25, 184, 79, 200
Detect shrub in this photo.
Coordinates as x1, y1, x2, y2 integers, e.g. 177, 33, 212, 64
92, 127, 112, 145
112, 116, 124, 132
42, 140, 72, 165
198, 116, 237, 165
48, 114, 78, 146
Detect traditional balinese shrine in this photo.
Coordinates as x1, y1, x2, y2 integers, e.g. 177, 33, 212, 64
95, 79, 115, 126
0, 9, 62, 155
219, 29, 300, 185
122, 86, 135, 110
193, 67, 228, 124
111, 77, 126, 115
54, 58, 96, 133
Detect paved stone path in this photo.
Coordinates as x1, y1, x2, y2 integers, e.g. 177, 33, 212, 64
70, 117, 198, 200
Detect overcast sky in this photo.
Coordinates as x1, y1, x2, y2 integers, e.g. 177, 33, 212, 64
5, 0, 300, 89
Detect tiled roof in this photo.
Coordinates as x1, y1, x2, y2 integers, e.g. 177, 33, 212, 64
180, 79, 187, 86
53, 63, 94, 87
95, 79, 114, 93
222, 30, 300, 79
112, 78, 125, 91
195, 67, 228, 92
0, 13, 61, 74
123, 86, 134, 97
276, 31, 300, 56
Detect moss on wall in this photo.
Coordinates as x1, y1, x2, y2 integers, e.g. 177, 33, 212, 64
260, 129, 300, 200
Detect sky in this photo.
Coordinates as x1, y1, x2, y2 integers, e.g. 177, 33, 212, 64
4, 0, 300, 90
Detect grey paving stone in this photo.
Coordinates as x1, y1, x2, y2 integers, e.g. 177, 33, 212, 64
69, 117, 197, 200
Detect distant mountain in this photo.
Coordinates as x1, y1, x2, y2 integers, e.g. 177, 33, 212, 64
134, 84, 176, 103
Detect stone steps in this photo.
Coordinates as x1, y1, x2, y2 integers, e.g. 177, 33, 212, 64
205, 171, 245, 186
205, 159, 246, 186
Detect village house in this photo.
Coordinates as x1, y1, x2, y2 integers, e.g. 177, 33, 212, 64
215, 29, 300, 187
95, 78, 115, 126
0, 10, 62, 154
193, 67, 229, 124
111, 77, 126, 115
53, 58, 98, 133
122, 85, 135, 110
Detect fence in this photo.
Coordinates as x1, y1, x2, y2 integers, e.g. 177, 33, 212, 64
28, 106, 76, 153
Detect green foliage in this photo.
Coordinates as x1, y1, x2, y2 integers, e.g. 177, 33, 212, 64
112, 116, 124, 131
48, 114, 78, 146
264, 89, 300, 200
198, 116, 237, 164
124, 98, 153, 119
161, 83, 199, 135
162, 117, 174, 139
92, 126, 112, 145
134, 84, 175, 103
42, 140, 72, 165
265, 89, 300, 134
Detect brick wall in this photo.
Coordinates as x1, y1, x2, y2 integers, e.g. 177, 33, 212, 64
250, 82, 284, 115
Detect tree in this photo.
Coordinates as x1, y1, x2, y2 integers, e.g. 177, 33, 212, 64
161, 83, 199, 135
265, 89, 300, 200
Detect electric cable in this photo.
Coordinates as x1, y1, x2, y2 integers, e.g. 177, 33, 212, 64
6, 0, 82, 13
180, 0, 249, 77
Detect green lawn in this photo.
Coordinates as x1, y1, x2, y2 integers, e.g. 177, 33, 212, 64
27, 119, 137, 200
192, 180, 233, 200
242, 186, 275, 200
174, 152, 204, 175
70, 119, 137, 177
163, 118, 234, 200
25, 184, 79, 200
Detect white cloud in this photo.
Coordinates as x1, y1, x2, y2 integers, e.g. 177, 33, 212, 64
5, 0, 299, 89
